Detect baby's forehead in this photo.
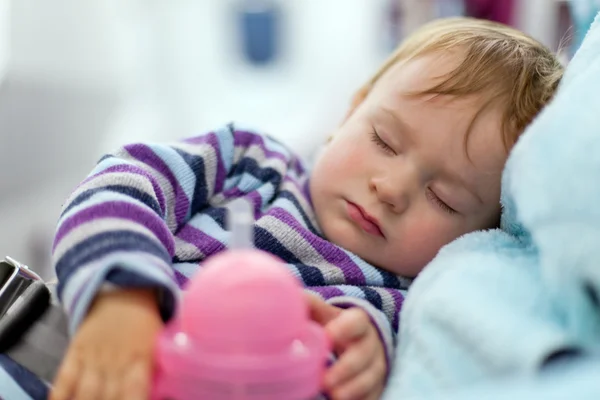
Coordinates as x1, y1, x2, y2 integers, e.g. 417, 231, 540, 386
380, 50, 466, 89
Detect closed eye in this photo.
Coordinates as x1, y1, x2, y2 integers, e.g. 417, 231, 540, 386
426, 188, 457, 215
369, 130, 395, 155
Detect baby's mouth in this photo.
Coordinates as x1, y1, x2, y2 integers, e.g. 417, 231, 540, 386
346, 201, 385, 238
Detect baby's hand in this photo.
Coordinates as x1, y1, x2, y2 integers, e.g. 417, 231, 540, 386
50, 289, 164, 400
307, 294, 387, 400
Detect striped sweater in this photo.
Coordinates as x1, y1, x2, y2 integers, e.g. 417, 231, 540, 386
52, 124, 410, 368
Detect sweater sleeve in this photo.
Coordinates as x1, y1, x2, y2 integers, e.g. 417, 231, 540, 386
306, 285, 407, 377
52, 125, 241, 333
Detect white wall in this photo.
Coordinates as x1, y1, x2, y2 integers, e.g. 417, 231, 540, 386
0, 0, 9, 84
8, 0, 128, 90
101, 0, 389, 159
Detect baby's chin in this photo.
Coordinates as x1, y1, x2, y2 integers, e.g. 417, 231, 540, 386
361, 252, 420, 278
322, 222, 396, 273
346, 239, 428, 278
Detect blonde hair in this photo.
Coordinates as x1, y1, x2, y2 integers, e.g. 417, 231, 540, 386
361, 17, 564, 150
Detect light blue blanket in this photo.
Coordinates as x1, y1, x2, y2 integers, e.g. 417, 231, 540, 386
383, 11, 600, 400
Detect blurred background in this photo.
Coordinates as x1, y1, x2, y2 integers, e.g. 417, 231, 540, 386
0, 0, 597, 278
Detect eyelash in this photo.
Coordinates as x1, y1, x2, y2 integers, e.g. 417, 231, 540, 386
369, 130, 395, 154
426, 188, 457, 215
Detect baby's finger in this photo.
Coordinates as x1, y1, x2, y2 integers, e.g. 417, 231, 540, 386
305, 293, 342, 325
74, 367, 103, 400
326, 308, 371, 348
49, 355, 81, 400
329, 367, 384, 400
121, 359, 152, 400
325, 337, 377, 389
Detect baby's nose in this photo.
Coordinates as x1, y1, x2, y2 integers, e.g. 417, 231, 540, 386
370, 164, 419, 213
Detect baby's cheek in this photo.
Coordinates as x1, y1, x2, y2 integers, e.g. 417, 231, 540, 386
323, 216, 355, 248
314, 156, 346, 185
385, 222, 454, 276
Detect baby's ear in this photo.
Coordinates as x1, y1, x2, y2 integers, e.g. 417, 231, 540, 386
344, 85, 371, 121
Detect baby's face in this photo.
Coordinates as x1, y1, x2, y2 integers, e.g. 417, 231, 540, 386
310, 52, 508, 277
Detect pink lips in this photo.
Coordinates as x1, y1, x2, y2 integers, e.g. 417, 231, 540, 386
346, 202, 384, 237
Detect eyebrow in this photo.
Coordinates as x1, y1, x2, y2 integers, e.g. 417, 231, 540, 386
380, 107, 416, 144
446, 169, 484, 205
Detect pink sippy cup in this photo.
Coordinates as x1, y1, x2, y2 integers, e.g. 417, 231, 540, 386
152, 200, 330, 400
